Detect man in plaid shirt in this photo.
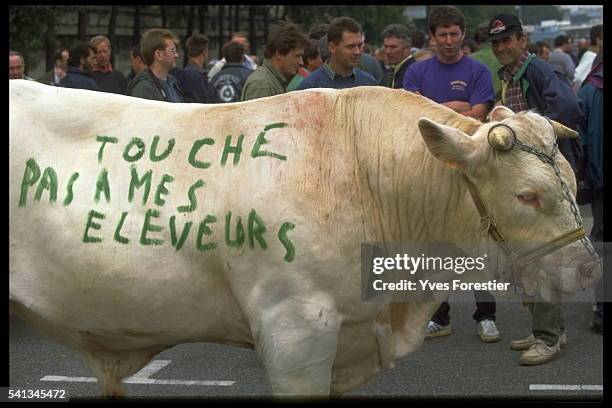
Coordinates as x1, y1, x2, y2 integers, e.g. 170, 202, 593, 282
488, 13, 585, 366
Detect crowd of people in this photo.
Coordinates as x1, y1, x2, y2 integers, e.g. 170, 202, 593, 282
9, 6, 603, 365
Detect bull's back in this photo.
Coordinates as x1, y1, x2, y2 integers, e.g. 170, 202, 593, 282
9, 81, 367, 350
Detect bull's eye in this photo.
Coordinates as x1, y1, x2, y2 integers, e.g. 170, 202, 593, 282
517, 192, 541, 209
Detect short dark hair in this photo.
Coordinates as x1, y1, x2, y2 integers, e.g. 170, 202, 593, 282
554, 35, 569, 48
308, 23, 329, 40
222, 40, 245, 64
318, 35, 331, 62
67, 42, 93, 67
536, 41, 550, 52
526, 42, 539, 54
381, 24, 412, 47
54, 48, 68, 62
589, 24, 603, 46
185, 34, 209, 58
263, 22, 309, 59
462, 39, 478, 53
130, 43, 142, 59
231, 31, 248, 41
303, 38, 320, 66
473, 23, 489, 44
411, 30, 426, 49
327, 16, 362, 45
428, 6, 465, 34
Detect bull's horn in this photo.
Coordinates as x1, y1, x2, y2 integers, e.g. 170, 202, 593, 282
488, 124, 515, 151
550, 119, 578, 139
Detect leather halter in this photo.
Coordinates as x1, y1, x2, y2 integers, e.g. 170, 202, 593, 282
462, 120, 593, 289
462, 173, 586, 288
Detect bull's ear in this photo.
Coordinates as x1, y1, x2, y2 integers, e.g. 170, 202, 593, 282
418, 118, 476, 169
489, 105, 515, 122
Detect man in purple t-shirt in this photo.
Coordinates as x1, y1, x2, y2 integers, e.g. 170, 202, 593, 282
403, 6, 495, 121
403, 6, 498, 342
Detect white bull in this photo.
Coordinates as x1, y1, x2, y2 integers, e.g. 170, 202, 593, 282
9, 80, 600, 397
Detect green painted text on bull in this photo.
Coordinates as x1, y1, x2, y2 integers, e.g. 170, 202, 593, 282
82, 208, 296, 262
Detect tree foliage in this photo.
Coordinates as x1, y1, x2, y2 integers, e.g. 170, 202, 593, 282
456, 5, 563, 42
9, 5, 59, 72
285, 5, 414, 45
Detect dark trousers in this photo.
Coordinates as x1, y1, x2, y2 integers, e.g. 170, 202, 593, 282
590, 188, 603, 243
591, 189, 604, 316
431, 290, 496, 326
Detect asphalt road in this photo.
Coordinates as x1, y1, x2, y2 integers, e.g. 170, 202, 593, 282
9, 302, 603, 400
8, 206, 602, 401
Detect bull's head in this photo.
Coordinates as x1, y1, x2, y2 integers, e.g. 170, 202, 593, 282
417, 107, 601, 301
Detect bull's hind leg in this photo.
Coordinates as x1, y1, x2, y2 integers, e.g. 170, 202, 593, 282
254, 296, 341, 396
82, 348, 165, 398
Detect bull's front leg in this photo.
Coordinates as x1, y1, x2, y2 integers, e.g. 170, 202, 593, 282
253, 295, 341, 396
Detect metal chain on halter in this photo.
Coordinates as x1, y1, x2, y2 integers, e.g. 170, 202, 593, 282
513, 133, 601, 266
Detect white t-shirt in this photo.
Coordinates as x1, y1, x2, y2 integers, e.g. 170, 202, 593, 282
574, 50, 597, 90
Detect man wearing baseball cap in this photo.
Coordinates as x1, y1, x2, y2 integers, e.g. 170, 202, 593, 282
488, 13, 584, 366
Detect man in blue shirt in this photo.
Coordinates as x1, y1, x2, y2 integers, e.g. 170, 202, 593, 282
296, 17, 377, 90
403, 6, 495, 122
403, 6, 498, 343
171, 34, 212, 103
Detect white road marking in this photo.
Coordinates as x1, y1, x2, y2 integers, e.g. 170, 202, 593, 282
41, 376, 97, 383
530, 384, 603, 391
125, 359, 171, 380
40, 359, 235, 386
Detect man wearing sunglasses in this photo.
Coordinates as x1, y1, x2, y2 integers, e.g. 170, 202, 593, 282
128, 28, 185, 103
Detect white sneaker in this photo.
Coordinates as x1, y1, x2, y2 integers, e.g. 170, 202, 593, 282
425, 320, 452, 339
477, 319, 501, 343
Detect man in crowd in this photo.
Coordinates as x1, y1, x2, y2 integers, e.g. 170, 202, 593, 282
574, 24, 603, 90
89, 35, 128, 95
241, 22, 309, 101
548, 35, 576, 86
380, 23, 415, 89
403, 6, 495, 122
536, 41, 551, 61
576, 53, 603, 335
127, 28, 184, 103
470, 22, 503, 100
208, 31, 258, 79
297, 17, 378, 90
9, 51, 34, 80
287, 38, 323, 91
126, 44, 146, 82
172, 34, 212, 103
576, 38, 590, 62
403, 6, 498, 343
358, 33, 384, 84
37, 48, 69, 86
488, 13, 583, 365
60, 42, 98, 91
410, 29, 427, 55
209, 40, 253, 103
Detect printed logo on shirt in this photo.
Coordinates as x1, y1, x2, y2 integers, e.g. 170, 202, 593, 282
450, 80, 468, 92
